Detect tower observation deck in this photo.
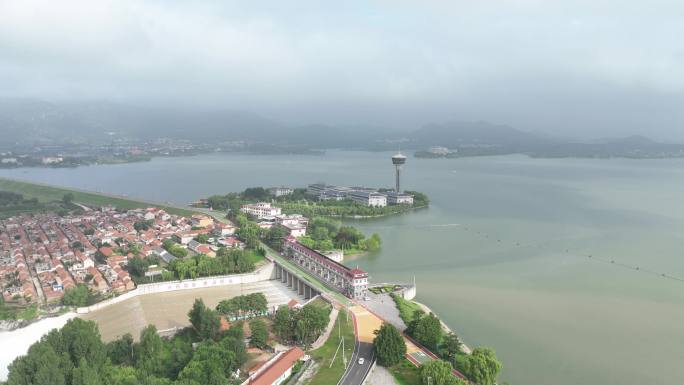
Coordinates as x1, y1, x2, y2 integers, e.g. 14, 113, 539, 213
392, 153, 407, 192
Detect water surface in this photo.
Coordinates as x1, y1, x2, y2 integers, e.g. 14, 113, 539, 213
1, 152, 683, 385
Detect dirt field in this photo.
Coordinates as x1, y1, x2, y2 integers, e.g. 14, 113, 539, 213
81, 280, 303, 341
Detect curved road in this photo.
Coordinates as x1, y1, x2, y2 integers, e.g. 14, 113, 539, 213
339, 341, 374, 385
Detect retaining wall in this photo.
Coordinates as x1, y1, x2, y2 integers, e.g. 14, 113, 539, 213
77, 263, 274, 314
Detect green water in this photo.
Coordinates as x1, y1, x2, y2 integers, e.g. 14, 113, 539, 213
2, 152, 683, 385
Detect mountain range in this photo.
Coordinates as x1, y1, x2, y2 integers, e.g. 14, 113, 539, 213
1, 99, 682, 159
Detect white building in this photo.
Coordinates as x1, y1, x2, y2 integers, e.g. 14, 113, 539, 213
275, 214, 309, 227
41, 157, 63, 164
240, 202, 282, 218
282, 223, 306, 238
268, 187, 294, 197
385, 192, 414, 205
349, 191, 387, 207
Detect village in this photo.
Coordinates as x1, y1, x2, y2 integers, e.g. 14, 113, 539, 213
0, 206, 253, 307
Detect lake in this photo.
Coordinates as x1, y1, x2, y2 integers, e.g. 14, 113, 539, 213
1, 151, 683, 385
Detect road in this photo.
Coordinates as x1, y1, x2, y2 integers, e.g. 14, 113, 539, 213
339, 341, 374, 385
338, 306, 383, 385
203, 209, 375, 385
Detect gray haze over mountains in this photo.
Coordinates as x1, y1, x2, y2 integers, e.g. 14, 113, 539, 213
1, 1, 684, 141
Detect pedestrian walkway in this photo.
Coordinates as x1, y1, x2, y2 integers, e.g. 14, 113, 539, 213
310, 307, 339, 350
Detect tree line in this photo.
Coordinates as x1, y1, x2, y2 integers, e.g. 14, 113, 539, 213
5, 300, 249, 385
216, 293, 268, 320
296, 217, 381, 253
384, 294, 502, 385
272, 303, 330, 349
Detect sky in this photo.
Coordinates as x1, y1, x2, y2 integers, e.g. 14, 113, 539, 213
1, 0, 683, 140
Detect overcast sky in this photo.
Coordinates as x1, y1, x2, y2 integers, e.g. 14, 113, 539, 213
1, 0, 683, 140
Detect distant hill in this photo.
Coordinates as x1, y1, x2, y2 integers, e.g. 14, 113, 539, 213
0, 99, 402, 150
1, 99, 683, 159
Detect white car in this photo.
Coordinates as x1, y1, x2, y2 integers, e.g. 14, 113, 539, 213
358, 358, 365, 365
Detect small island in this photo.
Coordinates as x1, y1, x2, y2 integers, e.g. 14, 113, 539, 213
199, 185, 430, 218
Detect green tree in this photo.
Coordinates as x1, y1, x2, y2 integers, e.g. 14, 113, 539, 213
178, 341, 236, 385
273, 305, 293, 342
56, 318, 107, 370
420, 360, 465, 385
373, 323, 406, 367
413, 312, 443, 351
62, 284, 91, 306
106, 333, 135, 366
62, 193, 74, 205
266, 225, 290, 251
455, 347, 502, 385
195, 234, 209, 243
364, 233, 382, 252
6, 342, 66, 385
249, 319, 269, 349
188, 298, 221, 340
127, 257, 148, 278
135, 325, 164, 375
439, 332, 464, 363
72, 358, 102, 385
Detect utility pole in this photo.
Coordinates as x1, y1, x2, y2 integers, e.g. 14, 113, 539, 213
342, 321, 347, 367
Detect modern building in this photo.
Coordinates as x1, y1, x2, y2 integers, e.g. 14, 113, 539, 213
385, 191, 414, 205
246, 347, 305, 385
283, 238, 368, 299
349, 191, 387, 207
281, 223, 306, 238
240, 202, 282, 218
268, 187, 294, 197
428, 146, 451, 156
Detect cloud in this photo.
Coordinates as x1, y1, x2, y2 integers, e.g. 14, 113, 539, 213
0, 0, 683, 139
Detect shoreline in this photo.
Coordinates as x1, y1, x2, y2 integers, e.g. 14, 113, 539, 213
413, 300, 472, 354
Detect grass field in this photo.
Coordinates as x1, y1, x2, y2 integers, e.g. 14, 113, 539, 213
307, 297, 333, 312
391, 293, 424, 325
389, 360, 422, 385
0, 177, 199, 217
308, 309, 355, 385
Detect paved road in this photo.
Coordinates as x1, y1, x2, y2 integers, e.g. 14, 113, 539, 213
339, 341, 374, 385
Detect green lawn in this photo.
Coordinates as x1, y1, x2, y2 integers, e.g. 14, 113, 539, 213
307, 297, 333, 312
391, 293, 424, 325
245, 250, 267, 266
308, 310, 355, 385
0, 177, 199, 217
389, 361, 422, 385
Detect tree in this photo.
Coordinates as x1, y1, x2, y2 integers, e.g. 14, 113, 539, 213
62, 284, 91, 306
420, 360, 465, 385
178, 341, 236, 385
413, 312, 443, 351
266, 225, 290, 251
6, 342, 66, 385
439, 332, 464, 363
188, 298, 221, 340
455, 347, 502, 385
72, 358, 102, 385
373, 323, 406, 367
364, 233, 382, 251
56, 318, 107, 370
62, 193, 74, 205
273, 305, 293, 342
106, 333, 135, 366
249, 319, 269, 349
135, 325, 164, 375
127, 257, 148, 277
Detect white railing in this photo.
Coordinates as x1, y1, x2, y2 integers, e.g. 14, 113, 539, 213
76, 263, 274, 314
